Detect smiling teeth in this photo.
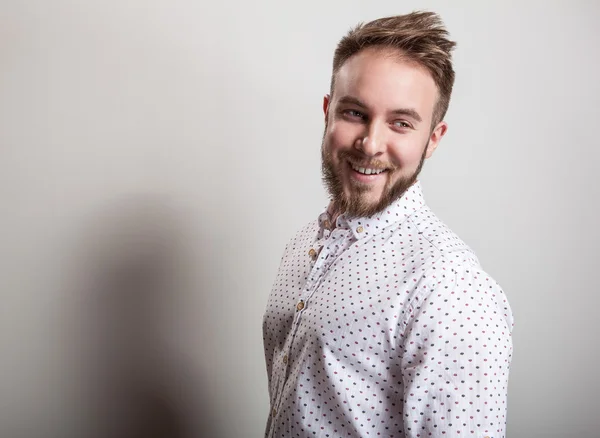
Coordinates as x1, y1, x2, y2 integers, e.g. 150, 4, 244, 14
351, 164, 385, 175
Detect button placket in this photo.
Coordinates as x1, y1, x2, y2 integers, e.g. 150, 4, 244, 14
273, 243, 326, 413
299, 241, 329, 306
267, 226, 358, 438
271, 355, 289, 423
274, 237, 338, 427
273, 346, 292, 403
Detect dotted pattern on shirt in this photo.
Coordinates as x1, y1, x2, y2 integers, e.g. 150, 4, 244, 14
262, 183, 514, 438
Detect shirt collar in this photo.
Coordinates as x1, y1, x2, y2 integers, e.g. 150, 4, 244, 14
319, 181, 426, 240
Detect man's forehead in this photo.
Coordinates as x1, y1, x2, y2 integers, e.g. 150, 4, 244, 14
332, 49, 438, 112
339, 53, 434, 85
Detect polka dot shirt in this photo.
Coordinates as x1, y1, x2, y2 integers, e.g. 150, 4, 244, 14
262, 182, 514, 438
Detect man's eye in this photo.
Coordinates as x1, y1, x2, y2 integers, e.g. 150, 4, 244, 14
393, 120, 411, 129
345, 110, 364, 119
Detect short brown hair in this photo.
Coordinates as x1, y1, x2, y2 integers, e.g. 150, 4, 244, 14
330, 11, 456, 126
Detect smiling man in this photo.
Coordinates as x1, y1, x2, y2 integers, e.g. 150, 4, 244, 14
263, 12, 514, 438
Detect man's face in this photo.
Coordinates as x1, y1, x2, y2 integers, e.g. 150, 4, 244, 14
322, 48, 447, 217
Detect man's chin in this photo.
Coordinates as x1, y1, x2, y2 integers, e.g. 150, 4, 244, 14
341, 193, 385, 218
345, 177, 385, 194
341, 177, 417, 218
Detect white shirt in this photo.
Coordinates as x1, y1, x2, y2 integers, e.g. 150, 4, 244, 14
263, 182, 514, 438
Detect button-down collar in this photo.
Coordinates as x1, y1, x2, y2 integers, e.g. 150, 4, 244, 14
319, 181, 426, 240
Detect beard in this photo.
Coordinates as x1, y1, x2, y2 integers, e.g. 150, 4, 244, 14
321, 140, 427, 219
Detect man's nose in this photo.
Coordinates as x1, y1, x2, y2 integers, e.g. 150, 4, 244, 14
355, 121, 385, 157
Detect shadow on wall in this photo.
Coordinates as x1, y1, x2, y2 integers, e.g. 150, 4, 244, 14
65, 196, 224, 438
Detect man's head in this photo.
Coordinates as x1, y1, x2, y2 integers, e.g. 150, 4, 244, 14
321, 11, 456, 218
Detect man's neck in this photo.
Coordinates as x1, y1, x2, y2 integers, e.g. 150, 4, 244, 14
326, 202, 342, 230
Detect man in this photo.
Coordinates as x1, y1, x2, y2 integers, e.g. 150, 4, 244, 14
263, 11, 513, 438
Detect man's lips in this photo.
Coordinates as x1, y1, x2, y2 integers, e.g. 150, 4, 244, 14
347, 161, 389, 182
350, 163, 387, 175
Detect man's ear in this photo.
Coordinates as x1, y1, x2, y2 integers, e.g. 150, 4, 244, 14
323, 94, 331, 125
425, 121, 448, 159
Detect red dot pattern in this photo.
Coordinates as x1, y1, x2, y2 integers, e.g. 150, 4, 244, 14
263, 183, 514, 438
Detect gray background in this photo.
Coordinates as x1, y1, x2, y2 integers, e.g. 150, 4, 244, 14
1, 1, 598, 437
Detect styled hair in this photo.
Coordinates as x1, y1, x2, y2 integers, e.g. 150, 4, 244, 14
331, 11, 456, 126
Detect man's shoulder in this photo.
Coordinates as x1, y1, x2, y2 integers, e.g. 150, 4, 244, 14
400, 206, 513, 329
405, 204, 481, 268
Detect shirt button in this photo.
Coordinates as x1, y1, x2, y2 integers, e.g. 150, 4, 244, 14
296, 301, 305, 311
272, 408, 277, 417
283, 354, 288, 364
356, 225, 364, 233
308, 248, 317, 260
323, 219, 331, 229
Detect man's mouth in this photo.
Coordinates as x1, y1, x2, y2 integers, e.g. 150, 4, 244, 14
349, 162, 387, 175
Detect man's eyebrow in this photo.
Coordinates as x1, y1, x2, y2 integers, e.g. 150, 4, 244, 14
338, 96, 422, 123
338, 96, 368, 108
391, 108, 422, 123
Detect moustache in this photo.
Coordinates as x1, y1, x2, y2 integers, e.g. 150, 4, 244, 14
338, 150, 396, 171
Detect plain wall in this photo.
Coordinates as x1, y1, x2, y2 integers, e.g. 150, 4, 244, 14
1, 1, 598, 437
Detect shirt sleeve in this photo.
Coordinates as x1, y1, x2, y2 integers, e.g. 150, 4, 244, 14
400, 266, 514, 438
